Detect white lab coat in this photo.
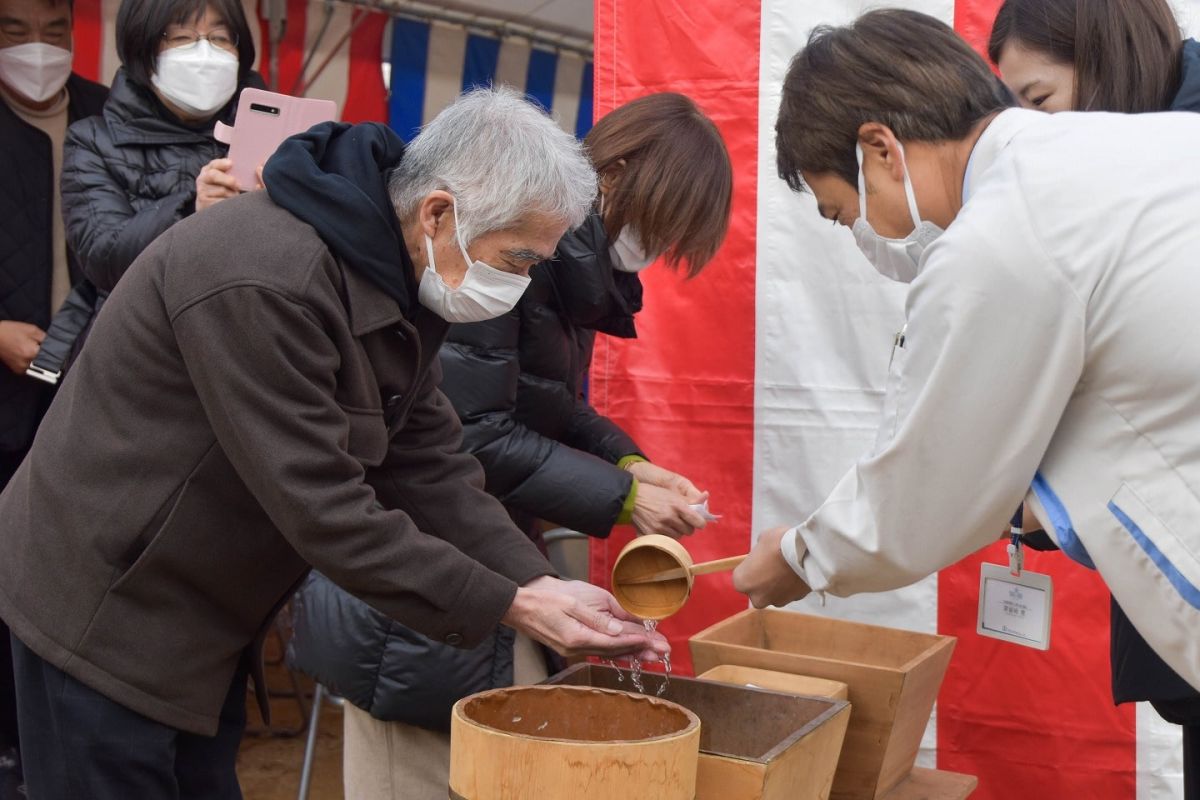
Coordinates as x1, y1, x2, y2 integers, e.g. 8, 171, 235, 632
783, 108, 1200, 692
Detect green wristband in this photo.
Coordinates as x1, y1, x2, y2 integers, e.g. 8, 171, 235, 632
617, 454, 647, 471
617, 478, 638, 525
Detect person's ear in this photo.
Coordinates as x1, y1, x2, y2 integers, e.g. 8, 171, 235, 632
418, 191, 454, 241
857, 122, 906, 183
599, 158, 628, 196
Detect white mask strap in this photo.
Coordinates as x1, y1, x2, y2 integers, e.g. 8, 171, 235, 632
451, 201, 473, 266
424, 234, 438, 277
857, 140, 923, 229
895, 141, 923, 229
856, 143, 868, 219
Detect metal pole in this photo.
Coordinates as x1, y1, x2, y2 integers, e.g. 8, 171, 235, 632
296, 683, 325, 800
267, 0, 288, 91
291, 0, 337, 96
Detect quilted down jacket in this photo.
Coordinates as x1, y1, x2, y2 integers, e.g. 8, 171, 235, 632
61, 67, 264, 293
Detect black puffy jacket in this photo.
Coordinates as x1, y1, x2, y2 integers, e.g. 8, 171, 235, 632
440, 211, 645, 537
61, 68, 264, 292
0, 73, 107, 455
288, 214, 649, 731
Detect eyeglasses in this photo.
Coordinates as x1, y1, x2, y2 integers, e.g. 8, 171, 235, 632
161, 28, 239, 53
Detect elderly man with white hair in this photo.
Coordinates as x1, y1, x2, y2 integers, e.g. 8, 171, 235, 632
0, 88, 665, 800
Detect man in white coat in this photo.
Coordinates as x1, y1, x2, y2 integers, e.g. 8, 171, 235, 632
734, 7, 1200, 717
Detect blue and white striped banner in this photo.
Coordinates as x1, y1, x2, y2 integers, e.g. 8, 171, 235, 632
388, 18, 594, 141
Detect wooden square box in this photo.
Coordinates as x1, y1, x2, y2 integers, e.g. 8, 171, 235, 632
544, 663, 851, 800
697, 664, 850, 701
690, 609, 956, 800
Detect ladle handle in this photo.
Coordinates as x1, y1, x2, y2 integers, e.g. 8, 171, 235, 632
688, 555, 748, 576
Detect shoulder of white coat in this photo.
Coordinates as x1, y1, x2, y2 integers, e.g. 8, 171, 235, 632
922, 140, 1088, 314
1001, 111, 1200, 303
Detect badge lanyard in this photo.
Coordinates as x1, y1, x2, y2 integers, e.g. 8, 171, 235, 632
977, 503, 1054, 650
1006, 506, 1024, 577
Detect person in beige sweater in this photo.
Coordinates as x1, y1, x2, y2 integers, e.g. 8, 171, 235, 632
0, 1, 106, 794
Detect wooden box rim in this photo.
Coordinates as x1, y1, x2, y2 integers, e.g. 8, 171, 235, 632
546, 662, 850, 765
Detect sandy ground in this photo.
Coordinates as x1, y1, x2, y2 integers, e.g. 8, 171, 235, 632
237, 646, 344, 800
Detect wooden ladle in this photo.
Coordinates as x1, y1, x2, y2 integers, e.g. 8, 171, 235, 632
618, 556, 748, 585
611, 534, 748, 620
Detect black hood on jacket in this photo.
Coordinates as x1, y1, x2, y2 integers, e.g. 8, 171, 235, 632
549, 211, 643, 338
1171, 39, 1200, 112
264, 121, 417, 316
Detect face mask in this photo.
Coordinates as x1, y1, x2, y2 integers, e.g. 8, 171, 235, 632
598, 195, 656, 273
0, 42, 72, 104
610, 227, 655, 273
418, 202, 532, 323
151, 40, 238, 118
851, 142, 944, 283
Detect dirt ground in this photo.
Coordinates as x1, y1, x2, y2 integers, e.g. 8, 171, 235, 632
236, 645, 344, 800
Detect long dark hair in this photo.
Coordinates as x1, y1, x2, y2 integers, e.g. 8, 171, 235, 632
988, 0, 1182, 113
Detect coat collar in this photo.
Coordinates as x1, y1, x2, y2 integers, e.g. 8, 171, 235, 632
341, 259, 449, 353
103, 68, 264, 148
547, 212, 642, 338
0, 72, 104, 131
962, 108, 1042, 203
1170, 38, 1200, 112
341, 258, 409, 336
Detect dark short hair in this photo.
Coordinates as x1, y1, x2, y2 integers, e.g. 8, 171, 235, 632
988, 0, 1182, 113
776, 9, 1013, 191
116, 0, 255, 88
585, 93, 732, 277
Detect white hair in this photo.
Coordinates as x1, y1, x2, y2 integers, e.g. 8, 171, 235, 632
390, 87, 597, 245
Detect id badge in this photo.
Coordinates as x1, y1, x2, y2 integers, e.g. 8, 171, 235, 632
977, 562, 1053, 650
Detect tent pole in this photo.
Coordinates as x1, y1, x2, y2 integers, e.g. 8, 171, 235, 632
267, 0, 288, 91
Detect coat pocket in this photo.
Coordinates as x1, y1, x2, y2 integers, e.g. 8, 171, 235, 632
1108, 482, 1200, 610
339, 404, 388, 467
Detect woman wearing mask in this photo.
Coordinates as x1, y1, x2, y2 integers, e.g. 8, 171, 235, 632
989, 1, 1200, 792
61, 0, 263, 295
289, 92, 733, 799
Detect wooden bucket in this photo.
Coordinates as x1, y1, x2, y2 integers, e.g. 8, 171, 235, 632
611, 534, 696, 618
449, 685, 701, 799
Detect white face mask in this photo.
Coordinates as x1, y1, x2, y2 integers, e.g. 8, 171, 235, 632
151, 40, 238, 118
418, 201, 532, 323
851, 142, 944, 283
0, 42, 72, 104
598, 193, 656, 273
610, 227, 655, 273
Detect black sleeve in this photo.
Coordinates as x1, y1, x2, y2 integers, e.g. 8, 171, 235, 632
439, 316, 634, 538
562, 399, 645, 465
62, 119, 194, 291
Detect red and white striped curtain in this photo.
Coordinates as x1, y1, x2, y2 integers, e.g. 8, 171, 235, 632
588, 1, 1200, 798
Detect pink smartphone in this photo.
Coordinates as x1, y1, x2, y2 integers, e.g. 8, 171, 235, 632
213, 88, 337, 190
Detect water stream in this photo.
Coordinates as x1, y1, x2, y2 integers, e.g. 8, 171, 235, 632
602, 620, 671, 697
